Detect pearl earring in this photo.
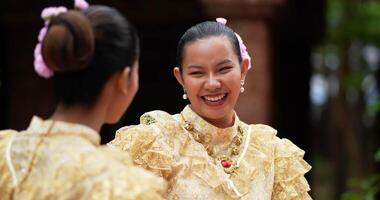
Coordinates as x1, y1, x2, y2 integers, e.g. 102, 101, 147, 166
240, 80, 245, 93
182, 89, 188, 100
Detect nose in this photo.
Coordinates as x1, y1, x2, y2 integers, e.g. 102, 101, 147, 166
204, 74, 221, 91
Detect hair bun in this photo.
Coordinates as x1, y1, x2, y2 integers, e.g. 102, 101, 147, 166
42, 10, 95, 73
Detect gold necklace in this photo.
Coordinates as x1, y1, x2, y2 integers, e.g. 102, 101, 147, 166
180, 113, 244, 174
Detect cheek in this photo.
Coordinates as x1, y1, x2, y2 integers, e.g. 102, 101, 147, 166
184, 78, 201, 95
225, 73, 242, 94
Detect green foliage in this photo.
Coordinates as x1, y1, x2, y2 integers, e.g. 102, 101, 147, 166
375, 147, 380, 162
326, 0, 380, 46
321, 1, 380, 199
341, 147, 380, 200
342, 71, 366, 90
367, 99, 380, 114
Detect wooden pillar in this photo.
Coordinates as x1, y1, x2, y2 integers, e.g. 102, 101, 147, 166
200, 0, 284, 124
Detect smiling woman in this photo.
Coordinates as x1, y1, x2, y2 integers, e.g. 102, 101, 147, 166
110, 19, 312, 199
174, 35, 248, 128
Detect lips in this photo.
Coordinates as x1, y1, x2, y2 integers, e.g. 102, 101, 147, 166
203, 94, 225, 102
202, 93, 227, 106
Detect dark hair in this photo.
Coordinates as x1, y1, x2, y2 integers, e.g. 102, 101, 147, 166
42, 5, 139, 106
176, 21, 242, 71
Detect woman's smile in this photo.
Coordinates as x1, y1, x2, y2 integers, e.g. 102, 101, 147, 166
201, 93, 228, 107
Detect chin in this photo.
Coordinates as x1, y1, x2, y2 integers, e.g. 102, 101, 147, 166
200, 107, 231, 121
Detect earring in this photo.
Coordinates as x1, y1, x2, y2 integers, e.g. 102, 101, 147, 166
182, 89, 188, 100
240, 80, 245, 93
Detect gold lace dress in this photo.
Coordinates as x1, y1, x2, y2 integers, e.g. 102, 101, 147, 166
0, 116, 166, 200
110, 106, 312, 200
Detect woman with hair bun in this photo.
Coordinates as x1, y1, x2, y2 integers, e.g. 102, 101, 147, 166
0, 1, 165, 199
110, 18, 311, 199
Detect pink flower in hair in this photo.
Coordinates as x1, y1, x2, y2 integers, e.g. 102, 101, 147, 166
41, 6, 68, 20
234, 33, 252, 70
34, 43, 41, 58
215, 17, 252, 70
34, 6, 67, 78
34, 45, 53, 78
38, 27, 47, 42
216, 17, 227, 25
34, 1, 90, 79
75, 0, 89, 10
34, 25, 54, 78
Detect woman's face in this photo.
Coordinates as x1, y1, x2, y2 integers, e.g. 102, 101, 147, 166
174, 36, 249, 126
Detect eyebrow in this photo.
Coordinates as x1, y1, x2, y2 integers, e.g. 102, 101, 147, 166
187, 59, 233, 69
216, 59, 233, 66
188, 65, 204, 69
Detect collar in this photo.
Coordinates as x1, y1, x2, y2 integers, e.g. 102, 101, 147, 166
180, 105, 240, 145
26, 116, 101, 146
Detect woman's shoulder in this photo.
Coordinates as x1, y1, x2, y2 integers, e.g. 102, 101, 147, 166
243, 123, 311, 199
110, 110, 185, 160
250, 124, 306, 156
44, 138, 165, 199
247, 123, 277, 136
244, 123, 304, 151
49, 140, 166, 199
139, 110, 175, 125
243, 123, 309, 160
0, 129, 18, 146
114, 110, 182, 138
100, 151, 167, 199
0, 130, 19, 160
243, 123, 278, 145
0, 129, 18, 138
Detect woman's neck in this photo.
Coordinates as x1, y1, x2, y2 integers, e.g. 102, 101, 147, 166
205, 115, 235, 128
190, 105, 235, 128
51, 103, 104, 132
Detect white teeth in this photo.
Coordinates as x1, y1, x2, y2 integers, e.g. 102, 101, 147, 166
204, 94, 225, 102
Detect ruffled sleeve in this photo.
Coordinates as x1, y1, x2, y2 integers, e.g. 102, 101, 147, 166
272, 137, 312, 200
109, 111, 179, 179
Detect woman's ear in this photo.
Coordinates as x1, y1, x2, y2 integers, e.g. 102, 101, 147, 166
240, 58, 250, 81
118, 67, 131, 94
173, 67, 184, 87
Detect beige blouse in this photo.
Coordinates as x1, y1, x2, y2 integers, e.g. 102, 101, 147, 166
0, 116, 166, 200
110, 106, 312, 200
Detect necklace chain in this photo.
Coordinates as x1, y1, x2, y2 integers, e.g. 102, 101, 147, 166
180, 113, 244, 174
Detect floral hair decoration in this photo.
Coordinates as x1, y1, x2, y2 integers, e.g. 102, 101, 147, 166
216, 17, 252, 70
34, 0, 90, 78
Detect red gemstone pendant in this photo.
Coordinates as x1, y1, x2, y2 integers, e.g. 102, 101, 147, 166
221, 160, 231, 168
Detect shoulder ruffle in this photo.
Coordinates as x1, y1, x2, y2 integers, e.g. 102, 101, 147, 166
110, 111, 186, 178
272, 137, 312, 200
140, 110, 173, 125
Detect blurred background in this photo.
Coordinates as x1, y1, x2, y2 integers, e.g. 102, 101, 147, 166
0, 0, 379, 199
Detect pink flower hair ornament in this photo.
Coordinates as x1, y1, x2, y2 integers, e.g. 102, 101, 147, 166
74, 0, 89, 10
216, 17, 252, 70
33, 0, 90, 78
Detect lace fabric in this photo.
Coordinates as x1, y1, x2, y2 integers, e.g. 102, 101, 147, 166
110, 106, 312, 199
0, 116, 166, 200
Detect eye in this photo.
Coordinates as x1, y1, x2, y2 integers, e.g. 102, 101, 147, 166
219, 66, 233, 73
188, 71, 204, 76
